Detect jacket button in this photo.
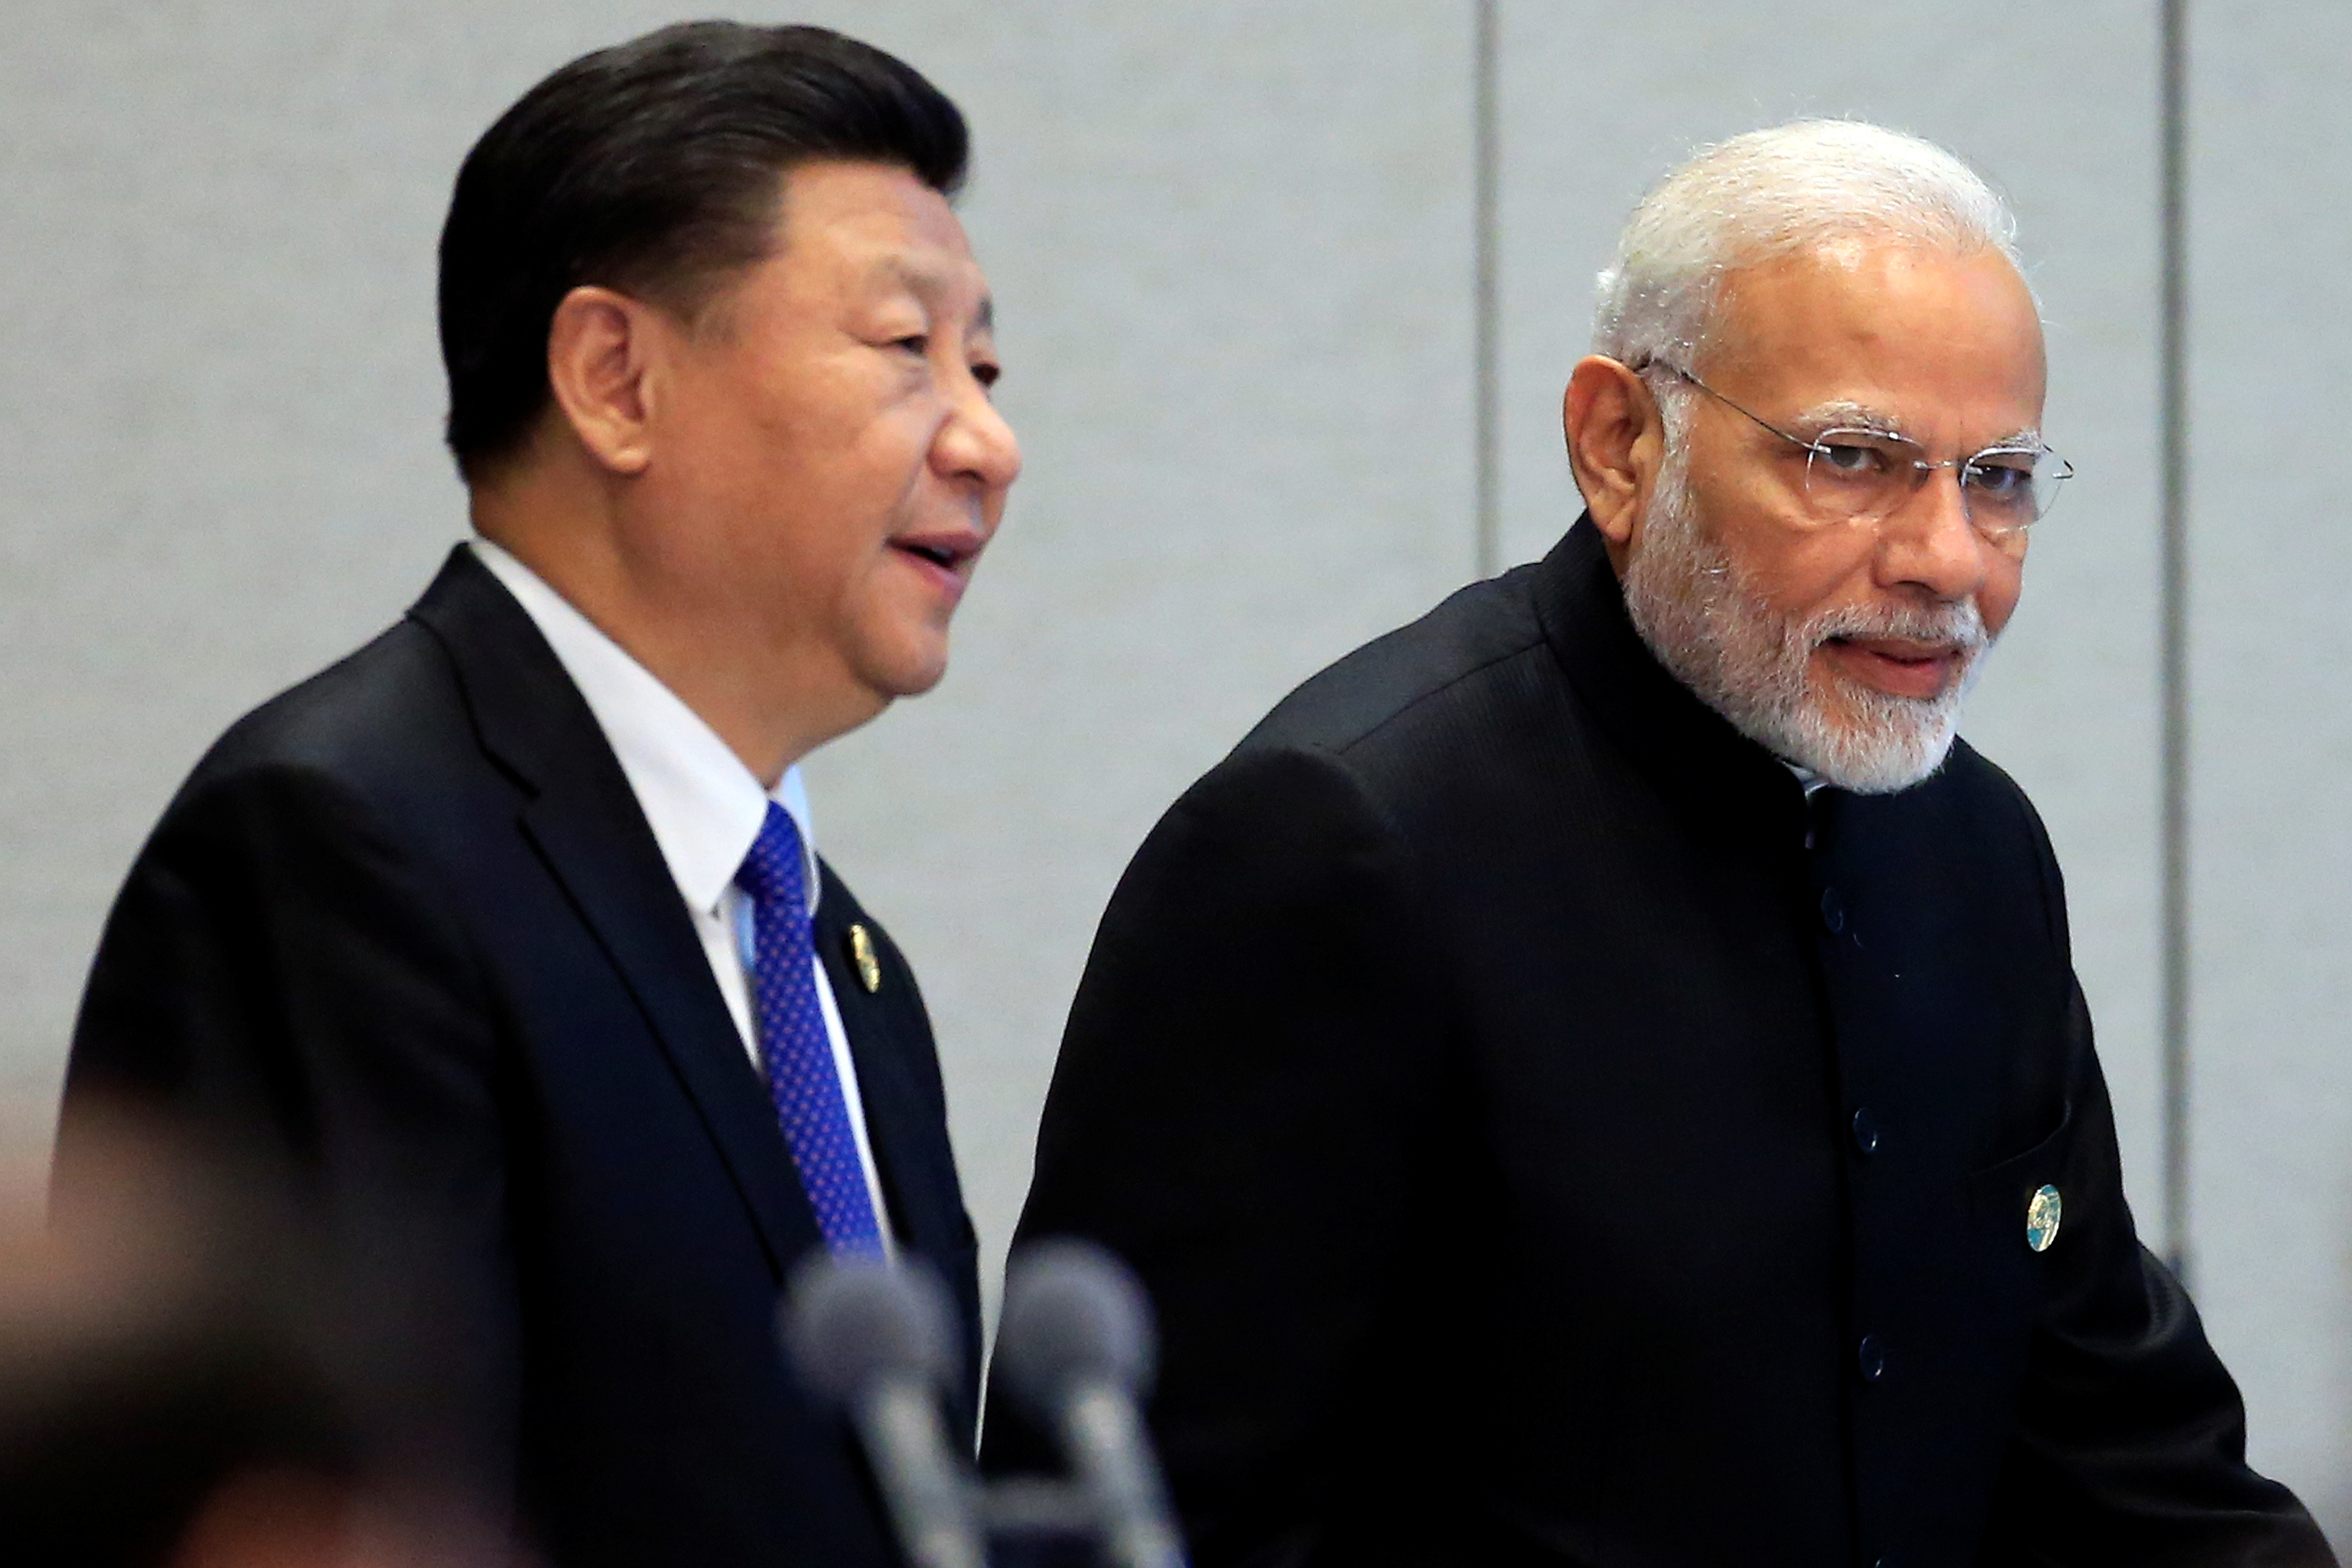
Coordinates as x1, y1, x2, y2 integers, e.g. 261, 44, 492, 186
1857, 1334, 1886, 1381
1851, 1107, 1881, 1155
1820, 887, 1845, 934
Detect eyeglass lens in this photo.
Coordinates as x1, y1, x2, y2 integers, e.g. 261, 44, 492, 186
1801, 431, 2068, 530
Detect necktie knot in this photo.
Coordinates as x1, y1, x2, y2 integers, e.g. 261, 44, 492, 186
736, 802, 807, 917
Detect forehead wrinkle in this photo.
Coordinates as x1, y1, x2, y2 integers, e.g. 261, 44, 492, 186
868, 253, 988, 316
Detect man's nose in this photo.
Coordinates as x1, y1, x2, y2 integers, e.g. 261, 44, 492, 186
934, 376, 1022, 497
1877, 465, 1993, 600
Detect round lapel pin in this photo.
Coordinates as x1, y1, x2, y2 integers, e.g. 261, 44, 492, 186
2025, 1184, 2062, 1252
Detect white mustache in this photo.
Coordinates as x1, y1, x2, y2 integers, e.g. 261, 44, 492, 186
1803, 596, 1989, 661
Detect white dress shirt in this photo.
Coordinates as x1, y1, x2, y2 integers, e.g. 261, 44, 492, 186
471, 538, 895, 1246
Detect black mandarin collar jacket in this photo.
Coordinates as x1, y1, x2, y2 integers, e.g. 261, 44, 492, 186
998, 516, 2328, 1567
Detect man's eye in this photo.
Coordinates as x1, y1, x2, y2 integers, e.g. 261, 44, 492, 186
1964, 460, 2033, 497
1814, 442, 1886, 476
892, 335, 929, 355
972, 362, 1001, 389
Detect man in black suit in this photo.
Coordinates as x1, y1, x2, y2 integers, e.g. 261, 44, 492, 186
59, 22, 1018, 1566
996, 122, 2332, 1564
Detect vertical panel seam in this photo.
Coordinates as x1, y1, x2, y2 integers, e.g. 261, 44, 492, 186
2157, 0, 2193, 1286
1473, 0, 1500, 580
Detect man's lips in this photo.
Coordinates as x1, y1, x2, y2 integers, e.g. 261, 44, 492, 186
889, 532, 985, 594
1820, 634, 1967, 700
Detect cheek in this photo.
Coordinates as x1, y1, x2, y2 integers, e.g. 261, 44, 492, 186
1725, 523, 1881, 624
1978, 555, 2025, 637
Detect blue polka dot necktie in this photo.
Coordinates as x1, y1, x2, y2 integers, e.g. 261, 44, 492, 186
734, 802, 885, 1257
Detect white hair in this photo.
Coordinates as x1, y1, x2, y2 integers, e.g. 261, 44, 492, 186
1592, 119, 2025, 372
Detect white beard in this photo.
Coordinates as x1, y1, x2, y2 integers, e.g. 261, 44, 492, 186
1619, 451, 1992, 795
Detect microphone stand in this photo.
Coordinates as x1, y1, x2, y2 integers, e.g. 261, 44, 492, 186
784, 1249, 1190, 1568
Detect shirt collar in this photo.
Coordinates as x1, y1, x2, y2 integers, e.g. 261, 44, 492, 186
469, 538, 820, 917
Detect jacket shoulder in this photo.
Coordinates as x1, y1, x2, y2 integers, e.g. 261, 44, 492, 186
1239, 562, 1553, 759
182, 617, 476, 808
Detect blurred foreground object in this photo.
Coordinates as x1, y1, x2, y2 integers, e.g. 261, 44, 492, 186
994, 1243, 1181, 1568
787, 1256, 983, 1568
15, 1110, 505, 1567
787, 1243, 1184, 1568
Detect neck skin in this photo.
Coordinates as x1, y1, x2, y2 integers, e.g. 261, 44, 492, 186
469, 431, 869, 791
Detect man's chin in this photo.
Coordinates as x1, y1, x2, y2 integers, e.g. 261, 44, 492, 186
1783, 679, 1964, 794
864, 642, 951, 702
892, 666, 947, 699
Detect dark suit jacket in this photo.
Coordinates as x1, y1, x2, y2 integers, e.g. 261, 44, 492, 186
996, 517, 2330, 1567
61, 546, 981, 1567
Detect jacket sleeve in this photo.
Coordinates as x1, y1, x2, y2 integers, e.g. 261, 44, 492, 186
1976, 813, 2334, 1565
985, 744, 1465, 1568
58, 756, 520, 1506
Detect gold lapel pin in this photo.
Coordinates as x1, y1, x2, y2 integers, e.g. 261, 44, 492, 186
2025, 1184, 2062, 1252
849, 923, 882, 994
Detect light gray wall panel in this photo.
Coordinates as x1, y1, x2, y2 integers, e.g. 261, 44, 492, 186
0, 3, 1477, 1320
1492, 2, 2170, 1242
0, 0, 489, 1173
792, 1, 1478, 1316
2185, 3, 2352, 1533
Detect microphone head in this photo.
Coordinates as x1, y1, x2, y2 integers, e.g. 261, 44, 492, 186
996, 1238, 1156, 1420
781, 1255, 958, 1406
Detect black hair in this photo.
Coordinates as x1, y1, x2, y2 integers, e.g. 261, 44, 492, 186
437, 22, 968, 483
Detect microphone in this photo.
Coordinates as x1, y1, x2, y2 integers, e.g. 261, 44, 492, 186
783, 1256, 984, 1568
996, 1241, 1187, 1568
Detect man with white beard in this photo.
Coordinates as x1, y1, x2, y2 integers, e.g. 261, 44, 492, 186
992, 122, 2334, 1565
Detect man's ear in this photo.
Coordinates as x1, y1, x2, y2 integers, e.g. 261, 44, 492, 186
546, 286, 665, 477
1563, 355, 1665, 559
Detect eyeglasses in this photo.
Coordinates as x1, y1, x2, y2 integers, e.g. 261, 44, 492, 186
1639, 360, 2073, 536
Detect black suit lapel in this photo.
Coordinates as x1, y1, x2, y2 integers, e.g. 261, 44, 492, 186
515, 788, 826, 1279
405, 546, 824, 1278
810, 864, 965, 1261
811, 866, 981, 1424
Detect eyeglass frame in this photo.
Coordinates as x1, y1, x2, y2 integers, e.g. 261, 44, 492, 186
1631, 357, 2073, 536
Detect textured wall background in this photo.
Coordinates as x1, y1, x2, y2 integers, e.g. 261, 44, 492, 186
0, 0, 2339, 1537
2182, 1, 2352, 1527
